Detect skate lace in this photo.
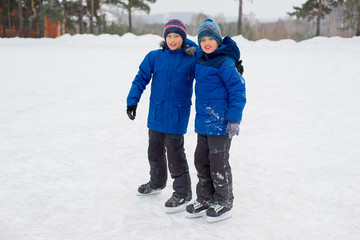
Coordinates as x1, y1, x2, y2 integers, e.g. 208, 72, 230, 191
193, 201, 202, 209
169, 196, 183, 204
210, 203, 224, 213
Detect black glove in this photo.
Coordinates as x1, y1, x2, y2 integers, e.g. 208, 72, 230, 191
126, 105, 137, 120
236, 60, 244, 75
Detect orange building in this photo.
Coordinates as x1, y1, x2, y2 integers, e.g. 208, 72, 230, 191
0, 8, 65, 38
43, 16, 65, 38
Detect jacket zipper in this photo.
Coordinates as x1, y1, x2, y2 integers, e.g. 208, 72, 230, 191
152, 69, 157, 87
187, 73, 189, 91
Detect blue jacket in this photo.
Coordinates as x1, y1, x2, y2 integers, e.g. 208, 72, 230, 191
195, 36, 246, 135
127, 39, 197, 135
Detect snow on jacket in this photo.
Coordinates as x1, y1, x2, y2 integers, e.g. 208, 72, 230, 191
195, 36, 246, 136
127, 38, 197, 135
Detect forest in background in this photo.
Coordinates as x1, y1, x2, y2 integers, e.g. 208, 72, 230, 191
131, 7, 356, 41
1, 0, 359, 41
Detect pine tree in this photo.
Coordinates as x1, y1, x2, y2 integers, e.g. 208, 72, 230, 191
288, 0, 339, 36
62, 0, 80, 34
1, 0, 20, 37
86, 0, 102, 34
25, 0, 36, 37
106, 0, 157, 33
43, 0, 63, 37
0, 0, 14, 37
339, 0, 360, 36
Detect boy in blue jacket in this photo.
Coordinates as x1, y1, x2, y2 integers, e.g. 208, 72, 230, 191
185, 19, 246, 222
126, 19, 197, 213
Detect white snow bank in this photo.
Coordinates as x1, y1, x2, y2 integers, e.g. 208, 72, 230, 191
1, 33, 359, 51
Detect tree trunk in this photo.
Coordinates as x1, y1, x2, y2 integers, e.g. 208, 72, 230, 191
7, 0, 12, 37
128, 8, 132, 33
61, 0, 66, 35
39, 0, 44, 37
40, 22, 45, 38
60, 17, 64, 35
18, 0, 24, 37
79, 0, 84, 34
2, 22, 6, 37
98, 0, 104, 34
90, 0, 94, 34
237, 0, 242, 35
356, 13, 360, 36
27, 0, 34, 38
29, 16, 33, 38
316, 0, 322, 36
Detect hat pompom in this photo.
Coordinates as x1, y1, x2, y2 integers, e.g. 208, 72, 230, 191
197, 19, 222, 46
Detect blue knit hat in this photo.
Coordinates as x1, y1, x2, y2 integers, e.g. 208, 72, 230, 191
163, 19, 187, 42
198, 19, 222, 46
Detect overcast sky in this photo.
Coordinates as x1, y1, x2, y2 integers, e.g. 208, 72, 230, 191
143, 0, 305, 20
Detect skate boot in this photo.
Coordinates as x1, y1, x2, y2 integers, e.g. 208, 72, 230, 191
164, 195, 191, 213
185, 200, 210, 218
137, 182, 163, 196
206, 203, 232, 223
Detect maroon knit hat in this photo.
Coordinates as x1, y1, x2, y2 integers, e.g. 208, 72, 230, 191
163, 19, 187, 42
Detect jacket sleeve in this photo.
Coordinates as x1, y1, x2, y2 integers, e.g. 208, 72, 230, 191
126, 51, 155, 106
219, 59, 246, 122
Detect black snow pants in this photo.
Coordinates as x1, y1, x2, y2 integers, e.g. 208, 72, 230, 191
194, 134, 233, 208
147, 129, 191, 199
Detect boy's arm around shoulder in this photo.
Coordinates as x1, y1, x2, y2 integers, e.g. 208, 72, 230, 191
220, 58, 246, 123
126, 51, 156, 106
183, 38, 201, 58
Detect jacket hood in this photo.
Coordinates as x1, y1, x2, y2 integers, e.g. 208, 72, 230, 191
201, 36, 240, 62
160, 38, 197, 56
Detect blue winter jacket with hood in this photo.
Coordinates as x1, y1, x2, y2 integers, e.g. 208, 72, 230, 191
195, 36, 246, 135
127, 38, 197, 135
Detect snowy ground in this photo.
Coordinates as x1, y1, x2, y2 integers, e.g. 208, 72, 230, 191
1, 34, 360, 240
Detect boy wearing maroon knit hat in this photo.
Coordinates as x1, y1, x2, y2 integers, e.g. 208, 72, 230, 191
126, 19, 198, 213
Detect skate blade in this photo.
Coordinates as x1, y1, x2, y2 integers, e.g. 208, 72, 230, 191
136, 189, 162, 196
185, 210, 207, 218
206, 211, 232, 223
165, 202, 190, 213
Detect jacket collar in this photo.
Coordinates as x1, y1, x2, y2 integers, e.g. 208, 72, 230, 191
160, 40, 196, 56
200, 36, 240, 62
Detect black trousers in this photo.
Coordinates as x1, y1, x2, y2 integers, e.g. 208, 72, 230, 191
147, 129, 191, 199
194, 134, 233, 208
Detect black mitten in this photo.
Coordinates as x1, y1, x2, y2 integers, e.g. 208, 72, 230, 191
236, 60, 244, 75
126, 105, 137, 120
